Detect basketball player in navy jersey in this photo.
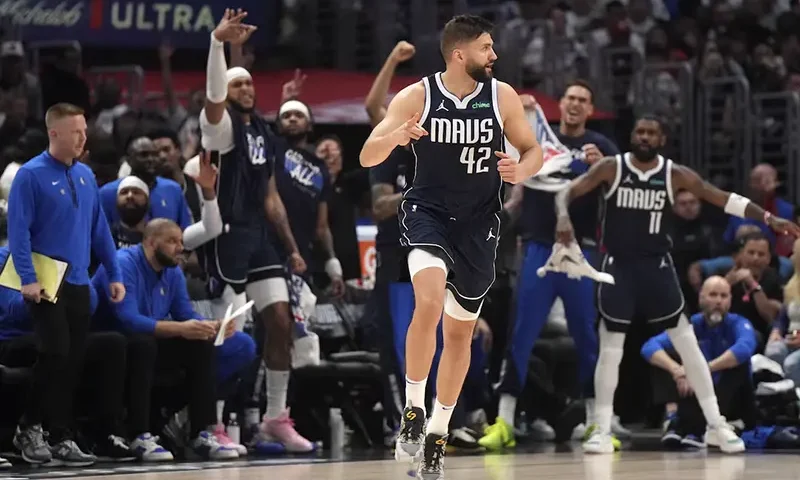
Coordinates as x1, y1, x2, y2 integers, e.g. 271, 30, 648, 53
195, 9, 315, 452
360, 15, 543, 479
555, 115, 800, 454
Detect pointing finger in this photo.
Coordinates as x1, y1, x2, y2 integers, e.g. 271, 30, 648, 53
495, 151, 510, 159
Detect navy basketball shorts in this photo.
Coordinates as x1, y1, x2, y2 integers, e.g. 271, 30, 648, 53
204, 223, 284, 294
597, 253, 685, 333
399, 201, 499, 316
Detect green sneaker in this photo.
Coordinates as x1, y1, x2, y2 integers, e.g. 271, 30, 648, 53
582, 424, 621, 451
477, 417, 516, 451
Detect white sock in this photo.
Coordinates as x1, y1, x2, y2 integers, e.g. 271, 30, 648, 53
594, 323, 626, 434
427, 399, 455, 435
667, 315, 722, 427
265, 369, 290, 419
585, 398, 596, 426
405, 376, 427, 412
497, 394, 517, 426
216, 400, 225, 425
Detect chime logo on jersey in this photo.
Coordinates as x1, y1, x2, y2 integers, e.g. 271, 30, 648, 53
429, 117, 494, 145
283, 150, 324, 194
615, 187, 667, 211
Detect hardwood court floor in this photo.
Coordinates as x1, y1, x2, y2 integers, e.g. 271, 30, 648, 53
2, 448, 793, 480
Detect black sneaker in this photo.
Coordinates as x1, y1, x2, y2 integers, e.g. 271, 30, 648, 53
417, 433, 447, 480
50, 439, 97, 467
13, 424, 51, 464
447, 427, 482, 453
93, 435, 136, 462
661, 415, 682, 449
394, 406, 425, 462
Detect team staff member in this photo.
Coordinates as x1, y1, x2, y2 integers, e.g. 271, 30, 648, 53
93, 219, 253, 460
7, 102, 126, 465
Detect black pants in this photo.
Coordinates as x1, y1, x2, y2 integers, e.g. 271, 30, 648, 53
0, 331, 126, 441
651, 349, 757, 435
125, 334, 217, 438
23, 282, 92, 442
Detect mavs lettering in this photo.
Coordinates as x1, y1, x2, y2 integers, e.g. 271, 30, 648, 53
247, 133, 267, 165
615, 187, 667, 234
429, 117, 495, 176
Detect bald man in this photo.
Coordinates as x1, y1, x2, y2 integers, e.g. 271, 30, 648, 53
641, 276, 757, 451
92, 219, 255, 461
99, 137, 192, 230
723, 163, 795, 254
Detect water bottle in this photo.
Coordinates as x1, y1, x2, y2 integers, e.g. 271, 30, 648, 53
227, 412, 241, 445
244, 404, 261, 441
329, 408, 345, 457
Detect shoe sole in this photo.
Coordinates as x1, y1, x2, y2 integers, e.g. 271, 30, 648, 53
12, 438, 50, 465
417, 470, 444, 480
97, 456, 137, 462
47, 459, 96, 467
394, 442, 422, 463
583, 444, 615, 454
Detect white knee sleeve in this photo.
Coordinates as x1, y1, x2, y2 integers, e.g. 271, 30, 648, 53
246, 277, 289, 311
211, 285, 248, 331
443, 290, 480, 321
407, 248, 447, 280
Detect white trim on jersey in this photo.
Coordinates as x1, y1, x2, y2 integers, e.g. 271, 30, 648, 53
603, 154, 624, 200
445, 213, 502, 302
420, 76, 432, 126
398, 199, 455, 265
434, 72, 483, 109
490, 78, 503, 126
665, 159, 675, 205
625, 152, 664, 181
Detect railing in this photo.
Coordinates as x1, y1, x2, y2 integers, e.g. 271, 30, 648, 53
753, 91, 800, 205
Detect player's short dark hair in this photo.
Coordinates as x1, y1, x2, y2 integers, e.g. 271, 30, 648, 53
562, 79, 594, 102
634, 113, 667, 134
440, 15, 494, 59
147, 127, 180, 148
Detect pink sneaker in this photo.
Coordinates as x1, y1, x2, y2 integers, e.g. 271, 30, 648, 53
261, 409, 315, 453
213, 424, 247, 456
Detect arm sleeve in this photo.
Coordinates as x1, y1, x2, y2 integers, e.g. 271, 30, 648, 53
112, 259, 157, 334
182, 198, 223, 250
200, 108, 235, 153
7, 169, 38, 285
640, 331, 674, 361
169, 268, 202, 321
91, 187, 122, 283
729, 315, 758, 363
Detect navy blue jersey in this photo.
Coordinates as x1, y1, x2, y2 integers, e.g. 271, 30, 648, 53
403, 73, 505, 220
213, 108, 275, 225
273, 140, 331, 260
370, 146, 415, 248
601, 153, 675, 258
520, 130, 619, 245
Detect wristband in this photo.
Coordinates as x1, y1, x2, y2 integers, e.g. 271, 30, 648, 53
325, 257, 343, 279
723, 193, 750, 218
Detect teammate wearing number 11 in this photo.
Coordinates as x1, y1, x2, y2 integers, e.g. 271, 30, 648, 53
555, 115, 800, 454
360, 15, 543, 480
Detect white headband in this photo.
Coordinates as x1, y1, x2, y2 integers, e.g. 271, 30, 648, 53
279, 100, 311, 119
226, 66, 252, 84
118, 176, 150, 197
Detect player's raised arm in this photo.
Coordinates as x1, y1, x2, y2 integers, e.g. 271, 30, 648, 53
496, 82, 543, 183
671, 164, 800, 237
554, 156, 617, 243
359, 83, 427, 168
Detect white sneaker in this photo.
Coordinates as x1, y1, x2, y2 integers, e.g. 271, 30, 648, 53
610, 415, 632, 439
583, 430, 615, 454
191, 431, 239, 460
130, 433, 174, 462
705, 422, 745, 453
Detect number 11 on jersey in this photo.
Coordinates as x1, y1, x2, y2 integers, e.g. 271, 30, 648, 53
649, 211, 663, 234
460, 146, 491, 175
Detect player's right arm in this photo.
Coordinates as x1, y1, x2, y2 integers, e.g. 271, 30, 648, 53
359, 83, 427, 168
554, 156, 617, 244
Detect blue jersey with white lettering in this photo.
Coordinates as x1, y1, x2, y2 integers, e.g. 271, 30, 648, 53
602, 153, 675, 257
520, 130, 619, 245
404, 72, 505, 220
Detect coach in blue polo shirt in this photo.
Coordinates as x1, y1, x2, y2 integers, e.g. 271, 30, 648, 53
93, 218, 254, 460
7, 103, 125, 465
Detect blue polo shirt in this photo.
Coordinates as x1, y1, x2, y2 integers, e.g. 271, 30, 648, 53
99, 177, 192, 230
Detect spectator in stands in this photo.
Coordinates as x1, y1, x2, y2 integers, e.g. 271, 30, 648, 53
92, 79, 129, 135
100, 137, 192, 230
748, 43, 786, 94
714, 232, 783, 349
92, 219, 252, 460
273, 100, 345, 294
765, 238, 800, 385
643, 276, 757, 449
590, 1, 645, 55
0, 246, 135, 463
40, 46, 90, 112
0, 96, 39, 148
0, 41, 42, 120
158, 43, 204, 160
723, 163, 795, 256
523, 2, 587, 89
0, 145, 23, 202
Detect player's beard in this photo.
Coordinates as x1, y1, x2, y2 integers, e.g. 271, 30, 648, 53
229, 96, 256, 114
118, 202, 148, 227
466, 60, 492, 83
129, 164, 157, 187
631, 142, 659, 162
155, 247, 179, 268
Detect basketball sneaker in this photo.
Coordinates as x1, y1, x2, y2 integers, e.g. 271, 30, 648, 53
417, 433, 448, 480
583, 430, 616, 454
190, 431, 239, 460
129, 433, 174, 462
705, 421, 745, 453
213, 423, 248, 456
580, 423, 622, 451
395, 406, 426, 462
260, 409, 315, 453
477, 417, 515, 451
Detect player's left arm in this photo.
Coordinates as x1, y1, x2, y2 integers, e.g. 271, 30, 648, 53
497, 82, 543, 183
265, 175, 305, 272
671, 164, 800, 236
315, 202, 336, 260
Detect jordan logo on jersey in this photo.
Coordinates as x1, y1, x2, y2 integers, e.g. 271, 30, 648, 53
436, 100, 448, 112
615, 187, 667, 211
486, 228, 496, 241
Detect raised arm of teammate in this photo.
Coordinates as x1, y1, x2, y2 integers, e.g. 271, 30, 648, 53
671, 164, 800, 237
495, 82, 543, 184
359, 83, 427, 168
364, 41, 416, 127
554, 156, 618, 244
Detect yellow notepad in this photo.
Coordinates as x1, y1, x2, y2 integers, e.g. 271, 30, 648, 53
0, 253, 70, 303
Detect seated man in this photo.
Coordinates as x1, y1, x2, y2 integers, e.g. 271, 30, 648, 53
642, 276, 758, 450
93, 219, 255, 460
0, 247, 134, 465
111, 176, 150, 248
